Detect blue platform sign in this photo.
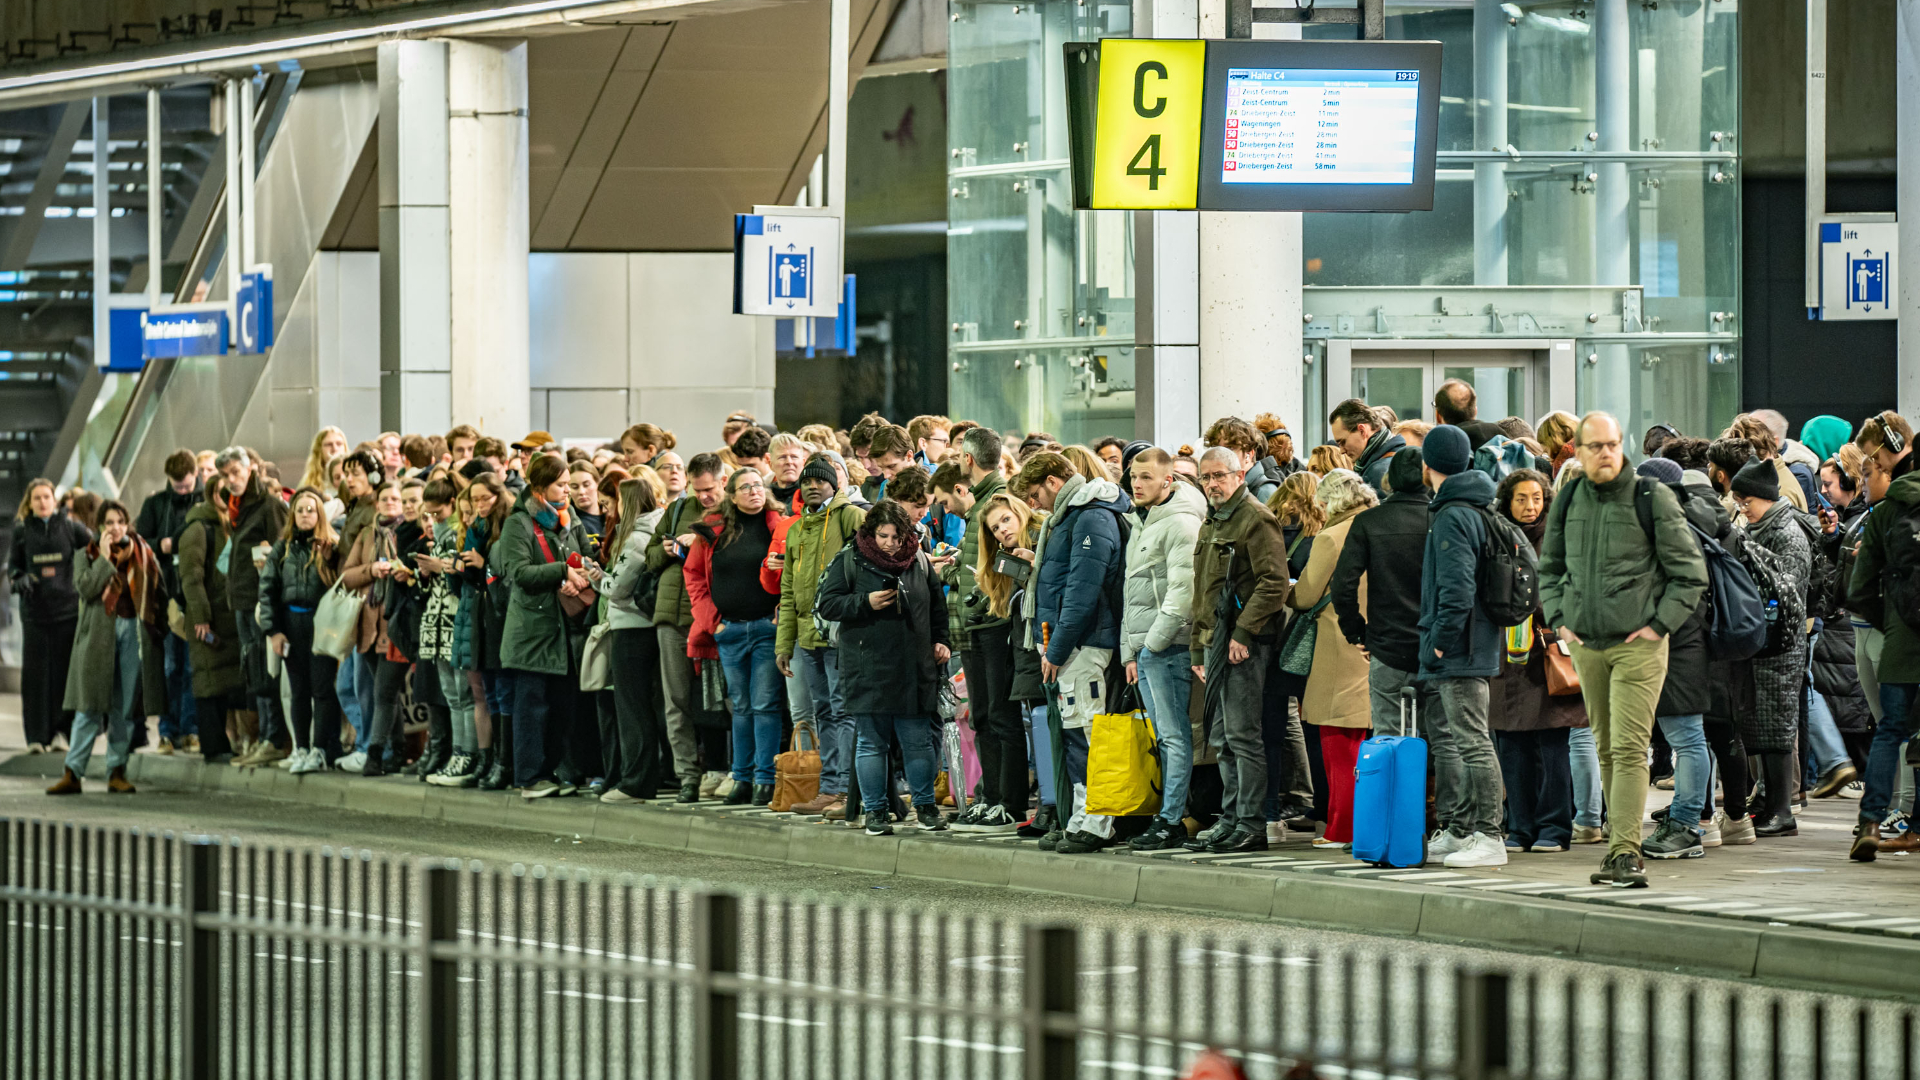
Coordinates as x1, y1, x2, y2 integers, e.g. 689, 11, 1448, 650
236, 270, 274, 354
733, 210, 842, 318
142, 308, 229, 359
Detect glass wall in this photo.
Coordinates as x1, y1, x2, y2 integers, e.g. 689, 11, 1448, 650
946, 0, 1137, 445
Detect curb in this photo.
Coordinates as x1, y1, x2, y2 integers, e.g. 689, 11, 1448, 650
15, 752, 1917, 1000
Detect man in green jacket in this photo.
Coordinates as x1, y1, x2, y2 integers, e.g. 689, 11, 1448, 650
1185, 447, 1291, 854
942, 427, 1033, 834
775, 453, 865, 815
646, 452, 728, 801
1539, 412, 1707, 888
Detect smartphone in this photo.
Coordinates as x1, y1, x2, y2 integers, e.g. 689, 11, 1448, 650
993, 551, 1032, 584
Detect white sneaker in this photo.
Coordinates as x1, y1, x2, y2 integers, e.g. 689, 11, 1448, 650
1444, 832, 1510, 868
288, 748, 320, 775
599, 789, 643, 805
1426, 830, 1469, 862
1699, 819, 1722, 848
1714, 810, 1756, 846
952, 805, 1021, 834
1266, 820, 1288, 844
337, 751, 368, 774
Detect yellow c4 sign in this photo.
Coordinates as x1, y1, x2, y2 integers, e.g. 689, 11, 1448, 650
1090, 39, 1204, 210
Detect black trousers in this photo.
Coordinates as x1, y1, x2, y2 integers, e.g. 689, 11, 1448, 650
195, 692, 240, 759
370, 655, 410, 751
414, 655, 449, 757
1494, 728, 1574, 849
512, 670, 574, 787
960, 622, 1029, 814
21, 617, 76, 746
608, 627, 668, 797
1705, 719, 1749, 820
282, 610, 342, 760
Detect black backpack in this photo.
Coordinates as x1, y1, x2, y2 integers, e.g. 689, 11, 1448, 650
1880, 500, 1920, 631
1469, 505, 1539, 628
1624, 479, 1770, 660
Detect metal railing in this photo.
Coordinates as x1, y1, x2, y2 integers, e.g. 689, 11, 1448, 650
1, 817, 1915, 1080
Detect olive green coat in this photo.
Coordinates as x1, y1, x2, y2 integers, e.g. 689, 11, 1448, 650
775, 491, 864, 658
494, 487, 585, 676
646, 495, 707, 628
62, 547, 131, 715
177, 501, 242, 699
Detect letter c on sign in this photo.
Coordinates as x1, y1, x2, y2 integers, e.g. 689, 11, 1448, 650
1133, 61, 1168, 118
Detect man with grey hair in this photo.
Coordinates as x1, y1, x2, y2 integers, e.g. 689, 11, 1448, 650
1540, 411, 1707, 887
1749, 407, 1822, 504
1185, 444, 1291, 852
216, 445, 291, 766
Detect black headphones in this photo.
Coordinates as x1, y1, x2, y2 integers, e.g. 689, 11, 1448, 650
1869, 414, 1906, 455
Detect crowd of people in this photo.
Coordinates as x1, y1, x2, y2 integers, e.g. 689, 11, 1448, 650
11, 386, 1917, 885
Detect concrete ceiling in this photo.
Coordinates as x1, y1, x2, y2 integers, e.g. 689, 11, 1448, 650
325, 0, 895, 253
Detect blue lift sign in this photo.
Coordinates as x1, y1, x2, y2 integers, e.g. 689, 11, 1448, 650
733, 211, 843, 319
1816, 219, 1897, 321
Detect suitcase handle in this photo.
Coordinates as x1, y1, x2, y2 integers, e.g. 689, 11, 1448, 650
1398, 686, 1417, 739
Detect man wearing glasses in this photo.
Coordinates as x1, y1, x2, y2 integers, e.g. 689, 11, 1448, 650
1539, 412, 1707, 888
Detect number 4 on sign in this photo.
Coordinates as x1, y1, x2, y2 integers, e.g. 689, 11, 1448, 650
1128, 134, 1167, 190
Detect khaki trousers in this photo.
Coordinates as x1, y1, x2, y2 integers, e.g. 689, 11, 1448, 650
1568, 636, 1670, 858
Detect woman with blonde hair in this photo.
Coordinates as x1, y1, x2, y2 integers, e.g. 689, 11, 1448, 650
301, 426, 349, 493
1307, 444, 1353, 477
1062, 444, 1113, 482
259, 486, 343, 773
1535, 411, 1579, 478
1285, 469, 1378, 848
1266, 471, 1327, 578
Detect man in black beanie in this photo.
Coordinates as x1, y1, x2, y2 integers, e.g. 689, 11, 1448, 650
1332, 446, 1435, 732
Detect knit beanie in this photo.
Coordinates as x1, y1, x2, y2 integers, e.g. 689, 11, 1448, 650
1385, 445, 1425, 494
1422, 425, 1472, 476
800, 454, 839, 494
1731, 459, 1780, 501
1635, 458, 1683, 485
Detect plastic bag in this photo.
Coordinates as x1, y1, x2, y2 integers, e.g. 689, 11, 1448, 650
1084, 708, 1162, 817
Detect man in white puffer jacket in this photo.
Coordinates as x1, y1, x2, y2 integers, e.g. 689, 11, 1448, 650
1119, 448, 1208, 850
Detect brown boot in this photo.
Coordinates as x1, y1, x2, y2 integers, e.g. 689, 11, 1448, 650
107, 767, 136, 794
1876, 829, 1920, 854
1850, 822, 1881, 862
46, 768, 82, 795
789, 792, 838, 815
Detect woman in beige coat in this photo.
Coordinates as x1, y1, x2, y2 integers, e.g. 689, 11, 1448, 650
1288, 469, 1378, 848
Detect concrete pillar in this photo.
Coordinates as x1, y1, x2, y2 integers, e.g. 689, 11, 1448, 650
447, 39, 530, 440
1900, 3, 1920, 416
379, 40, 531, 440
1472, 0, 1508, 285
1592, 0, 1632, 420
1132, 0, 1202, 447
1196, 12, 1302, 433
378, 39, 452, 435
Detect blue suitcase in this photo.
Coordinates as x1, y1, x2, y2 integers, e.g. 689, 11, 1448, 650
1351, 687, 1429, 868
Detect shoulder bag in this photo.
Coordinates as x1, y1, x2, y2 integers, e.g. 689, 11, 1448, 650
580, 598, 613, 691
312, 579, 364, 660
532, 526, 596, 618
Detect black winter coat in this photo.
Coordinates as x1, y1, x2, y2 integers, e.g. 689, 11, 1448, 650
258, 534, 339, 637
9, 511, 92, 623
1655, 481, 1728, 718
1330, 488, 1430, 673
1812, 619, 1874, 734
814, 543, 950, 718
226, 478, 289, 613
135, 484, 201, 597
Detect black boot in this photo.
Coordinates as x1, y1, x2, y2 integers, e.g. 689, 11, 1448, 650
361, 744, 390, 779
678, 778, 701, 803
478, 748, 511, 791
413, 734, 452, 782
460, 748, 492, 789
724, 781, 753, 805
1754, 752, 1798, 837
752, 783, 775, 806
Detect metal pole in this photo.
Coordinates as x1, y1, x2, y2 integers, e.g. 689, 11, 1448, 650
1022, 925, 1077, 1080
692, 892, 740, 1080
223, 79, 242, 344
92, 96, 110, 364
179, 839, 218, 1079
1899, 0, 1920, 415
420, 862, 459, 1080
1592, 0, 1632, 418
827, 0, 848, 216
1805, 0, 1827, 311
1472, 0, 1508, 285
1455, 971, 1511, 1079
147, 86, 161, 313
239, 73, 257, 273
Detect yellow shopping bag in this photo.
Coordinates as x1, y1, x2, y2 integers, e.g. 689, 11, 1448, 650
1084, 708, 1162, 817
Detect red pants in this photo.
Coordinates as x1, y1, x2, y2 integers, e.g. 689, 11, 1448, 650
1319, 726, 1366, 843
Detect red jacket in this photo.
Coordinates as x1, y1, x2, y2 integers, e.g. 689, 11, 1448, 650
683, 507, 789, 659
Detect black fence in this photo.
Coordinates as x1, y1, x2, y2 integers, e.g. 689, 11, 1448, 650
0, 817, 1915, 1079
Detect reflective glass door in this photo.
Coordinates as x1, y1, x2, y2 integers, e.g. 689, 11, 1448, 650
1349, 349, 1537, 424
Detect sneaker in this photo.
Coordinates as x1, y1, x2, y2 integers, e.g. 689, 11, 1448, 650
336, 751, 368, 774
156, 737, 174, 756
1529, 841, 1567, 853
1426, 830, 1469, 863
288, 748, 324, 775
1056, 829, 1110, 854
1589, 851, 1648, 888
1810, 762, 1859, 799
916, 805, 948, 831
1128, 819, 1186, 851
1652, 775, 1675, 790
599, 789, 644, 805
587, 778, 608, 798
231, 743, 270, 767
1265, 820, 1288, 845
863, 812, 894, 836
1571, 824, 1605, 845
1714, 811, 1756, 846
1882, 809, 1912, 837
954, 805, 1022, 835
1642, 819, 1704, 860
1038, 828, 1067, 852
1841, 779, 1864, 799
1505, 837, 1527, 852
553, 781, 579, 798
1443, 832, 1510, 868
1017, 809, 1057, 839
251, 743, 289, 767
426, 753, 473, 786
700, 771, 727, 799
1699, 820, 1721, 847
1310, 837, 1350, 851
520, 780, 561, 799
184, 735, 200, 753
1183, 818, 1232, 852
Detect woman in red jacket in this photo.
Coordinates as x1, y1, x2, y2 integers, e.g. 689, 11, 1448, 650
683, 467, 790, 805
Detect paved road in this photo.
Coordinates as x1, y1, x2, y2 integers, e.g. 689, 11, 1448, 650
2, 779, 1914, 1080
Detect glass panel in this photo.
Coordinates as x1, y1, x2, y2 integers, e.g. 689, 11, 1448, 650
1352, 366, 1427, 426
1441, 365, 1528, 423
949, 344, 1135, 447
1577, 344, 1739, 462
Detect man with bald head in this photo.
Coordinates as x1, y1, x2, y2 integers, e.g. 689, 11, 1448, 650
1539, 411, 1708, 888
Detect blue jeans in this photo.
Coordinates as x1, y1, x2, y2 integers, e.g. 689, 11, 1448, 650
1804, 673, 1851, 784
854, 713, 938, 815
1134, 645, 1194, 826
336, 651, 365, 748
67, 616, 142, 776
796, 647, 851, 795
1655, 713, 1710, 826
1862, 682, 1920, 824
160, 632, 196, 740
1568, 725, 1604, 828
715, 616, 782, 785
1027, 703, 1055, 807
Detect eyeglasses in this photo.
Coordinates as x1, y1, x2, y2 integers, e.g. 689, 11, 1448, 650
736, 482, 765, 492
1580, 440, 1622, 453
1197, 470, 1235, 483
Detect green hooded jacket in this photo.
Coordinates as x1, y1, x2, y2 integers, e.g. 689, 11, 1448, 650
646, 495, 708, 628
776, 490, 865, 657
494, 486, 584, 676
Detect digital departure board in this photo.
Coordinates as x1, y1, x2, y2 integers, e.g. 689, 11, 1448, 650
1220, 68, 1421, 186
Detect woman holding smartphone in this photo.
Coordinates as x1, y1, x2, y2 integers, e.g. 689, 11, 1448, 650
339, 483, 411, 776
259, 487, 343, 774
